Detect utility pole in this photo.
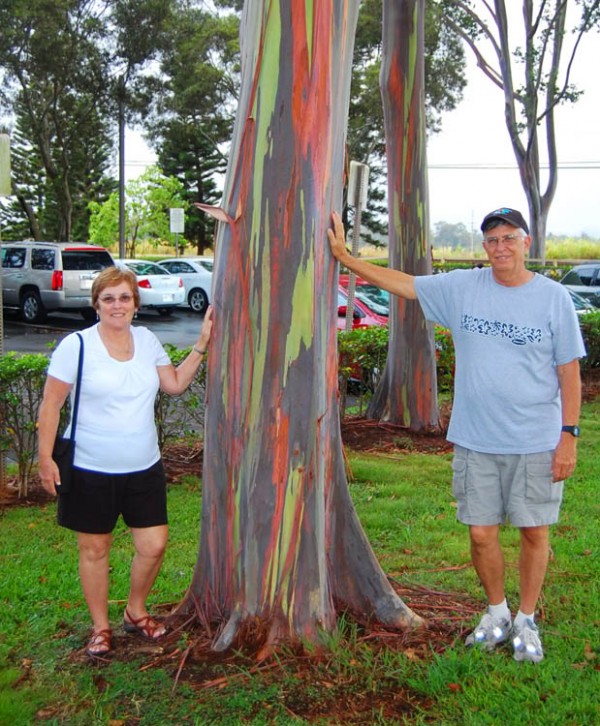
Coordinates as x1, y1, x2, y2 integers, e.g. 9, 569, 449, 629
0, 133, 13, 488
118, 75, 126, 260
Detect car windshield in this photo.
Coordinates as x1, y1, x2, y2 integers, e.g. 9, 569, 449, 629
197, 260, 214, 272
568, 289, 594, 311
562, 267, 596, 286
355, 285, 389, 316
126, 261, 170, 276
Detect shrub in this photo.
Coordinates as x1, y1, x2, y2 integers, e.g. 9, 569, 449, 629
0, 346, 208, 497
0, 353, 49, 496
338, 326, 388, 388
337, 326, 389, 415
1, 314, 597, 495
580, 311, 600, 373
434, 326, 455, 392
337, 324, 456, 404
154, 344, 207, 448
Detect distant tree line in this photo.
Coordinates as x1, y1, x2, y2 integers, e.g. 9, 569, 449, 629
431, 222, 600, 251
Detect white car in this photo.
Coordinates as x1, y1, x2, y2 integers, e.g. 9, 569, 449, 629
115, 259, 185, 315
157, 257, 213, 313
187, 256, 214, 273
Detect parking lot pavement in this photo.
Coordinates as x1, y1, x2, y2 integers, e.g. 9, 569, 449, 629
1, 308, 205, 355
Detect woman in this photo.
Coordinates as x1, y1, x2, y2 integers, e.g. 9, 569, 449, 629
37, 266, 213, 658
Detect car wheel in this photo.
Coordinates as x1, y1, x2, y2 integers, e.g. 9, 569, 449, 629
20, 289, 47, 324
157, 307, 173, 316
188, 288, 208, 314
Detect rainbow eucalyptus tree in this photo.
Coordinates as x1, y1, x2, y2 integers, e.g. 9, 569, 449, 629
180, 0, 423, 651
367, 0, 439, 431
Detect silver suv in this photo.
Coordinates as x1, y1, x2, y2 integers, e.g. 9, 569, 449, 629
1, 241, 115, 323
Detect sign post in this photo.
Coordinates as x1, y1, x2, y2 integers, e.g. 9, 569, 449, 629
169, 208, 185, 257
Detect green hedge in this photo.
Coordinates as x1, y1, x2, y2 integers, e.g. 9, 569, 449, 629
338, 311, 599, 394
1, 314, 598, 496
337, 325, 455, 409
0, 353, 48, 497
579, 310, 600, 370
0, 346, 206, 497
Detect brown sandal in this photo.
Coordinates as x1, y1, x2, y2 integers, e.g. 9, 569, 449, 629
123, 608, 166, 641
85, 628, 113, 658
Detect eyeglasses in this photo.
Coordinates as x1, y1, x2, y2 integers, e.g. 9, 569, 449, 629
482, 234, 524, 248
99, 293, 134, 305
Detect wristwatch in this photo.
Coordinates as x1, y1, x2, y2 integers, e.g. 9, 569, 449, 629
561, 425, 580, 438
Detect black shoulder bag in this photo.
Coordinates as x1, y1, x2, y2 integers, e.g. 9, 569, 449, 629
52, 333, 84, 493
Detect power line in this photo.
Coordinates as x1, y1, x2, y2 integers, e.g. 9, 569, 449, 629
429, 162, 600, 170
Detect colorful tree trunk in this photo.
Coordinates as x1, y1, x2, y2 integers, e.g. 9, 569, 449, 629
182, 0, 422, 650
367, 0, 439, 431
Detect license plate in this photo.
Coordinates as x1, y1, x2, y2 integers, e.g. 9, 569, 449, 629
80, 280, 93, 289
162, 294, 174, 302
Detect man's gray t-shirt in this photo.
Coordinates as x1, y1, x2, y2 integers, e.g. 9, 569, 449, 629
414, 268, 586, 455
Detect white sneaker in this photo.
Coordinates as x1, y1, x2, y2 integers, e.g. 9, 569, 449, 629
465, 611, 512, 652
512, 619, 544, 663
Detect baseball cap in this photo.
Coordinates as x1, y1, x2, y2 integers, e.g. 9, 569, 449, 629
480, 207, 529, 234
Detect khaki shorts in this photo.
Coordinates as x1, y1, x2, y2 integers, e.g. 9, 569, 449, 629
451, 445, 563, 527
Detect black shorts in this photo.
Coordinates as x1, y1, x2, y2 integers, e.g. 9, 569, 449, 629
57, 459, 168, 534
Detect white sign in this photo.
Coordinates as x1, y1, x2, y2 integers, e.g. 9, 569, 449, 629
169, 208, 185, 234
347, 161, 369, 208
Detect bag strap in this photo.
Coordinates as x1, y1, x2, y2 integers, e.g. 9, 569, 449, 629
69, 333, 84, 442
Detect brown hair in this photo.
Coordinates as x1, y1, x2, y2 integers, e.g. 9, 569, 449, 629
91, 266, 140, 310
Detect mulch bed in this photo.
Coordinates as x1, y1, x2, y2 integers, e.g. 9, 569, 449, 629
48, 582, 480, 724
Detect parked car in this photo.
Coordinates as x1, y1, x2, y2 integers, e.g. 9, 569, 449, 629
1, 240, 115, 323
157, 257, 212, 313
186, 256, 214, 273
338, 273, 390, 317
337, 287, 388, 330
115, 259, 185, 315
560, 264, 600, 307
566, 287, 597, 315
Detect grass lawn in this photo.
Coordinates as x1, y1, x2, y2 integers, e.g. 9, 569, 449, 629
1, 401, 598, 724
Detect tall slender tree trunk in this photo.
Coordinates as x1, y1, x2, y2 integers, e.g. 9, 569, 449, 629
181, 0, 422, 651
367, 0, 439, 431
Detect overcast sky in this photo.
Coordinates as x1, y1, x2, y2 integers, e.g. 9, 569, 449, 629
124, 13, 600, 239
427, 27, 600, 239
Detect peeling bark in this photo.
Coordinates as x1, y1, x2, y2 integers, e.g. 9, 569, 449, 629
367, 0, 439, 431
180, 0, 423, 650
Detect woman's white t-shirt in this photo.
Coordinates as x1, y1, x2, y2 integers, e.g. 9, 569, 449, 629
48, 324, 171, 473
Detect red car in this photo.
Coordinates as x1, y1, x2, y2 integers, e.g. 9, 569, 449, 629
337, 276, 389, 330
336, 287, 388, 330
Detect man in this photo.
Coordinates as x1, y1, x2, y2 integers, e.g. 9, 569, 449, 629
328, 207, 585, 662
